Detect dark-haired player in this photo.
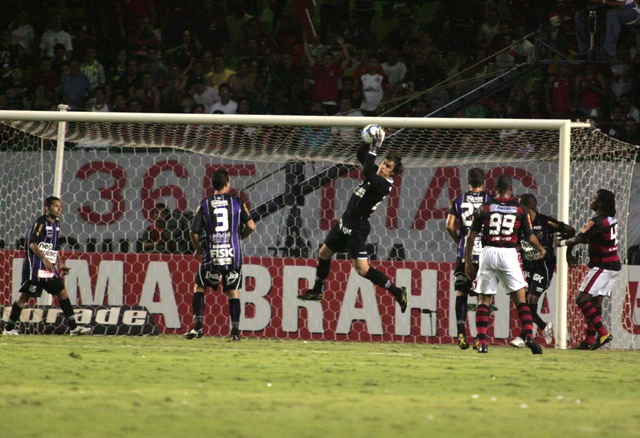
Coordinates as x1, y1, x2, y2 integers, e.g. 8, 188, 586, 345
298, 127, 408, 313
556, 189, 620, 350
446, 167, 492, 349
3, 196, 91, 336
510, 194, 575, 348
186, 169, 255, 341
465, 175, 546, 354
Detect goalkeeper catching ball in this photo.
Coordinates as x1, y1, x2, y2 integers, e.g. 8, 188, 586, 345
298, 126, 408, 313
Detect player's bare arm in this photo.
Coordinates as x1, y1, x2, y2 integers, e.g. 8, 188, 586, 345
563, 224, 576, 238
555, 233, 587, 266
556, 233, 588, 249
527, 234, 546, 259
445, 214, 459, 244
242, 219, 256, 239
58, 255, 70, 275
190, 230, 203, 257
464, 230, 479, 279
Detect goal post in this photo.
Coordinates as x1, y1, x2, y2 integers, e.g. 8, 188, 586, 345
0, 110, 637, 349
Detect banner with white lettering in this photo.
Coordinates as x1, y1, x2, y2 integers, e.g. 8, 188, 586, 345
0, 305, 159, 335
2, 250, 639, 347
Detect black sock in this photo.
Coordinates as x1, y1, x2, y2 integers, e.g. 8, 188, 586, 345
229, 298, 241, 325
364, 267, 401, 297
312, 258, 331, 293
59, 298, 77, 329
6, 302, 23, 330
455, 295, 468, 336
193, 291, 205, 330
529, 301, 547, 330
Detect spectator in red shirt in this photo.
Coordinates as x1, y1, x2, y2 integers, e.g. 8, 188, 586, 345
304, 37, 350, 116
548, 64, 574, 119
574, 64, 609, 118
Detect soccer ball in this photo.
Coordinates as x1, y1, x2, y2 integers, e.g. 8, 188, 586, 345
361, 124, 385, 144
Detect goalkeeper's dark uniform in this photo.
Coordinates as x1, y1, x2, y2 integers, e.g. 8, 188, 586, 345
298, 135, 408, 312
520, 212, 574, 298
324, 142, 392, 259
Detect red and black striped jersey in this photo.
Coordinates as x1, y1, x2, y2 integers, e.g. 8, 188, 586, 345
470, 197, 534, 248
579, 214, 621, 271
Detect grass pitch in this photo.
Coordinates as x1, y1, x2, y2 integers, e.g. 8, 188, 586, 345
1, 336, 639, 438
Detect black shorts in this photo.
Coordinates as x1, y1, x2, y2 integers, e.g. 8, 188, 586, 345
453, 258, 478, 295
196, 265, 242, 292
19, 277, 65, 297
324, 219, 370, 260
524, 262, 554, 297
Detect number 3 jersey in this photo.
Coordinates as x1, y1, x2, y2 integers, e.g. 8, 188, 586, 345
449, 190, 492, 260
23, 215, 61, 281
470, 197, 534, 248
191, 194, 252, 271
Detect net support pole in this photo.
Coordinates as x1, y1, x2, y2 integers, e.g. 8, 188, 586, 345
42, 104, 69, 307
555, 120, 572, 349
53, 104, 69, 198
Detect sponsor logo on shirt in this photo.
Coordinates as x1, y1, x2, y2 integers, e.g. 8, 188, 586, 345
490, 204, 518, 213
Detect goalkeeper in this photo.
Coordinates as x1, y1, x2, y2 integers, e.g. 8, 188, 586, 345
298, 126, 408, 312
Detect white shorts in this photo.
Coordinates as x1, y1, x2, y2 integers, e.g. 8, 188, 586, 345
579, 267, 620, 298
474, 246, 527, 295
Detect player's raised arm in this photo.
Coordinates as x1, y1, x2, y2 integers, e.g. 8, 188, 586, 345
358, 124, 385, 166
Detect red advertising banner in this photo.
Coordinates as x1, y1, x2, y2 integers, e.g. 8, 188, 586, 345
2, 250, 639, 346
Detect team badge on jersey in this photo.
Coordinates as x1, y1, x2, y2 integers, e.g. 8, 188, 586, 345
581, 221, 594, 233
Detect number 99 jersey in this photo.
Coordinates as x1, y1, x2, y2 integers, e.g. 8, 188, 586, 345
191, 194, 252, 271
470, 197, 534, 248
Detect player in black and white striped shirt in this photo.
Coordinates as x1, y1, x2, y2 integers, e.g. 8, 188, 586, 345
3, 196, 91, 336
446, 167, 492, 349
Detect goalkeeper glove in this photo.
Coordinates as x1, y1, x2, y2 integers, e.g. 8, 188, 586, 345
370, 129, 385, 154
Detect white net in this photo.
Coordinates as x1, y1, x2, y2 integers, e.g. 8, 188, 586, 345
567, 131, 638, 349
0, 124, 47, 319
0, 114, 637, 348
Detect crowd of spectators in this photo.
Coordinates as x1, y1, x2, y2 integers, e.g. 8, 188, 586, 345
2, 0, 640, 144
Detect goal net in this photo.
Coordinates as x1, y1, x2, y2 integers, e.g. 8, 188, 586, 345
0, 112, 637, 348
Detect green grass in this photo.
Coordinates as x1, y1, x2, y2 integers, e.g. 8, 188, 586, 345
1, 336, 639, 438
